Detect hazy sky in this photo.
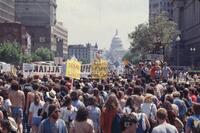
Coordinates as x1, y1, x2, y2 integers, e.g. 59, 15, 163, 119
57, 0, 149, 50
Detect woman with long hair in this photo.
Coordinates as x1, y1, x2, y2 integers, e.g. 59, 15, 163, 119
70, 107, 95, 133
100, 93, 121, 133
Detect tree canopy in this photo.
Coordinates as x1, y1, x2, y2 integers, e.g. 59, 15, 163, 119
128, 12, 180, 58
0, 42, 21, 64
0, 42, 55, 64
33, 47, 54, 61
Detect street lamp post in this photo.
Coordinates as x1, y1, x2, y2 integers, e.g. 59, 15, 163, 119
176, 36, 181, 67
190, 47, 196, 68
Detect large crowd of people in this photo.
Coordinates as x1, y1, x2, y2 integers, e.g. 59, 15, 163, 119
0, 61, 199, 133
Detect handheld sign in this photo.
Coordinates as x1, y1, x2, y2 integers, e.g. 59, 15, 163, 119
66, 58, 81, 79
91, 59, 108, 79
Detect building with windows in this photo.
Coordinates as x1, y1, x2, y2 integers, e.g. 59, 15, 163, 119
15, 0, 68, 58
52, 22, 68, 59
0, 0, 15, 22
68, 43, 98, 64
0, 23, 31, 54
172, 0, 200, 66
149, 0, 174, 20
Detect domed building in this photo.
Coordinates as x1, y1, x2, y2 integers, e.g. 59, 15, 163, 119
109, 30, 126, 64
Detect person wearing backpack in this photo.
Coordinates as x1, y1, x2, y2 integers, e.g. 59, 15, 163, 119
186, 103, 200, 133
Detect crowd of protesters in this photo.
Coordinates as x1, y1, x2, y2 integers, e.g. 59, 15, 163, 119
0, 61, 199, 133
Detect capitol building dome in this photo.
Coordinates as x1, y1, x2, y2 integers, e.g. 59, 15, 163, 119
110, 30, 124, 51
109, 30, 126, 64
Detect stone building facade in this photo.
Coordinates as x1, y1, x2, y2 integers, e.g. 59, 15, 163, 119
15, 0, 68, 58
0, 23, 31, 54
68, 44, 98, 64
172, 0, 200, 66
0, 0, 15, 22
149, 0, 174, 20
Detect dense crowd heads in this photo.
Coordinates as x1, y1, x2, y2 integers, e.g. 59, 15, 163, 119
0, 61, 200, 133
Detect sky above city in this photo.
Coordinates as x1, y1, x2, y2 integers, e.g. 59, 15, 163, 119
57, 0, 148, 50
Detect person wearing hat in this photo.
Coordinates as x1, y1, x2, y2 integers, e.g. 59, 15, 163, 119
38, 104, 67, 133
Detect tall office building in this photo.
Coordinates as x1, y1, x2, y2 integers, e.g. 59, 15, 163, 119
0, 0, 15, 22
149, 0, 174, 20
15, 0, 68, 58
15, 0, 56, 26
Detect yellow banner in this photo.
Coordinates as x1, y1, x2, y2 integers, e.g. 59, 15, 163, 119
91, 59, 108, 79
66, 59, 81, 79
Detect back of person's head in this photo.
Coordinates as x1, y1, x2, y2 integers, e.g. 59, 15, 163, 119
172, 91, 180, 98
32, 83, 39, 91
97, 84, 104, 91
134, 86, 142, 95
105, 93, 120, 110
193, 103, 200, 115
120, 113, 137, 132
76, 107, 88, 122
70, 91, 78, 101
62, 95, 72, 107
165, 94, 173, 104
157, 108, 168, 121
146, 87, 154, 95
166, 85, 175, 94
82, 86, 89, 93
93, 88, 99, 96
117, 91, 124, 99
11, 80, 20, 91
125, 97, 135, 111
88, 96, 97, 106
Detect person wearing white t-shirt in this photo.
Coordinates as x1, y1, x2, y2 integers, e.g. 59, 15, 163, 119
152, 108, 178, 133
28, 92, 45, 133
60, 96, 77, 131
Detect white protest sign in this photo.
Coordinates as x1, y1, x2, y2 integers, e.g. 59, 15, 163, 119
80, 64, 91, 77
23, 63, 62, 77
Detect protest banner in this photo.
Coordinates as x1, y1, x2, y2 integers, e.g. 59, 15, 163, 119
23, 63, 62, 77
91, 59, 108, 79
66, 58, 81, 79
81, 64, 91, 77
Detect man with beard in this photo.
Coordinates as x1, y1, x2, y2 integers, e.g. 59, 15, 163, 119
38, 104, 67, 133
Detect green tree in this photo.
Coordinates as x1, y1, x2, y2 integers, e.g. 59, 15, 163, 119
150, 12, 180, 53
33, 47, 54, 61
123, 51, 141, 64
0, 42, 21, 64
129, 12, 180, 59
128, 23, 153, 54
21, 54, 32, 63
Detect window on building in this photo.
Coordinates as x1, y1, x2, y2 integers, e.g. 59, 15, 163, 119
39, 37, 46, 42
